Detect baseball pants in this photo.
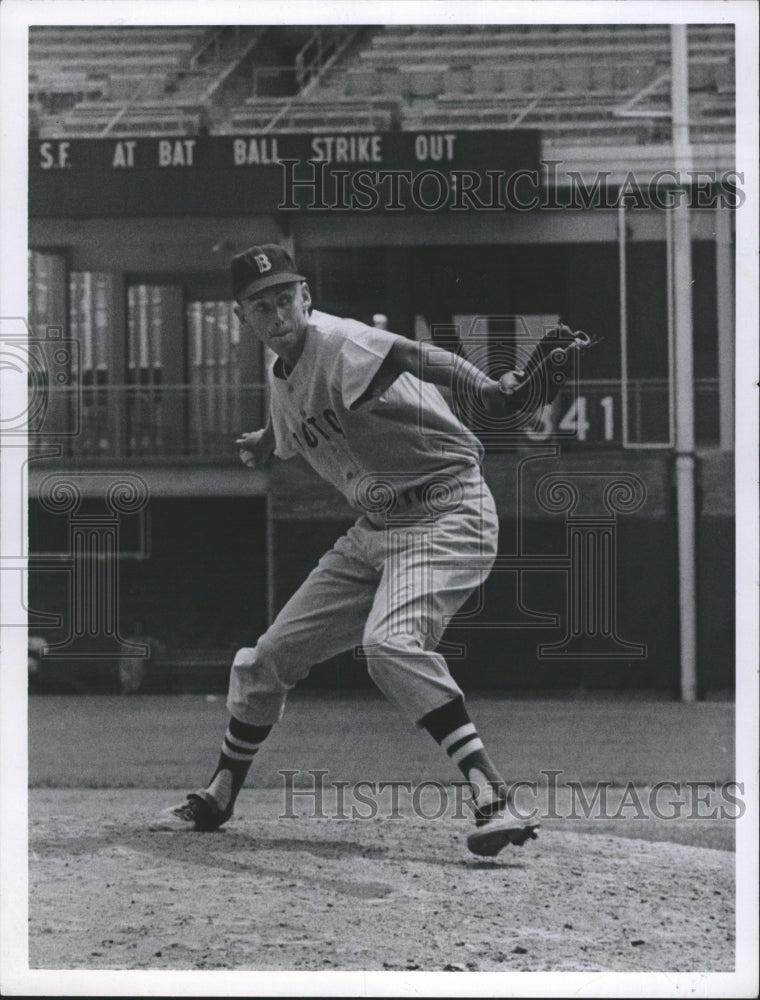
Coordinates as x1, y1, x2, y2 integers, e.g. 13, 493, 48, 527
227, 468, 498, 726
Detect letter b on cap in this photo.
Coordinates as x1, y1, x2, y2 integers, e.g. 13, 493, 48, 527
254, 253, 272, 273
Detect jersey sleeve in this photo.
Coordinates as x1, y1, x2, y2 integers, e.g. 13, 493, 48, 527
338, 323, 402, 410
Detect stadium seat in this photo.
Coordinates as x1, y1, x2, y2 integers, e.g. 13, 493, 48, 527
29, 25, 212, 136
345, 67, 383, 97
29, 23, 734, 145
403, 64, 449, 98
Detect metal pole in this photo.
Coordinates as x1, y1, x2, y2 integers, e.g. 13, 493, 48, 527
671, 25, 698, 701
715, 205, 735, 451
618, 202, 629, 446
265, 492, 276, 626
665, 206, 676, 447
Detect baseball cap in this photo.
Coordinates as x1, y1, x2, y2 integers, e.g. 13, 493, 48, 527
231, 244, 305, 301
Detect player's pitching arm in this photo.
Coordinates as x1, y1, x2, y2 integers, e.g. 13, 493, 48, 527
378, 337, 523, 413
235, 333, 527, 467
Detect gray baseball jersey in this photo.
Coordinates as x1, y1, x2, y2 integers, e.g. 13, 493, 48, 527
267, 309, 484, 511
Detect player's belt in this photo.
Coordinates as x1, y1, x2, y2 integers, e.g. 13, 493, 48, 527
361, 467, 480, 523
397, 473, 470, 511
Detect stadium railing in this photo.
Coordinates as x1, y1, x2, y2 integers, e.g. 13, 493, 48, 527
30, 379, 720, 461
221, 97, 399, 133
30, 382, 268, 461
36, 103, 205, 139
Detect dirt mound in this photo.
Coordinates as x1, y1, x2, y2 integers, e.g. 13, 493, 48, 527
29, 789, 734, 972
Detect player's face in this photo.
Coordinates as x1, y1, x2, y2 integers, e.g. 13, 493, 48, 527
236, 282, 312, 363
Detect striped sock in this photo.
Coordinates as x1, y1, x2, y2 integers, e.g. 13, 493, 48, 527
420, 697, 507, 817
205, 716, 272, 810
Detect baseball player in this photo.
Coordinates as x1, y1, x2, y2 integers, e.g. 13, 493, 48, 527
155, 243, 539, 856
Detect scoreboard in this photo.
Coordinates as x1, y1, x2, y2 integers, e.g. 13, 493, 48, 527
526, 386, 620, 446
29, 130, 541, 218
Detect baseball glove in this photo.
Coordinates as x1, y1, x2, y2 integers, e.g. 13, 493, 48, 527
498, 323, 601, 415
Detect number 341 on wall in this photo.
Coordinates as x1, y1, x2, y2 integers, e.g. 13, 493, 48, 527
524, 394, 616, 443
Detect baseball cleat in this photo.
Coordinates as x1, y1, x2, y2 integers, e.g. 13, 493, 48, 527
466, 815, 540, 857
150, 790, 233, 832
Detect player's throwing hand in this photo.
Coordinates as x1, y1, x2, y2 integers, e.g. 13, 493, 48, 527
236, 427, 275, 469
479, 369, 526, 417
497, 370, 525, 397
